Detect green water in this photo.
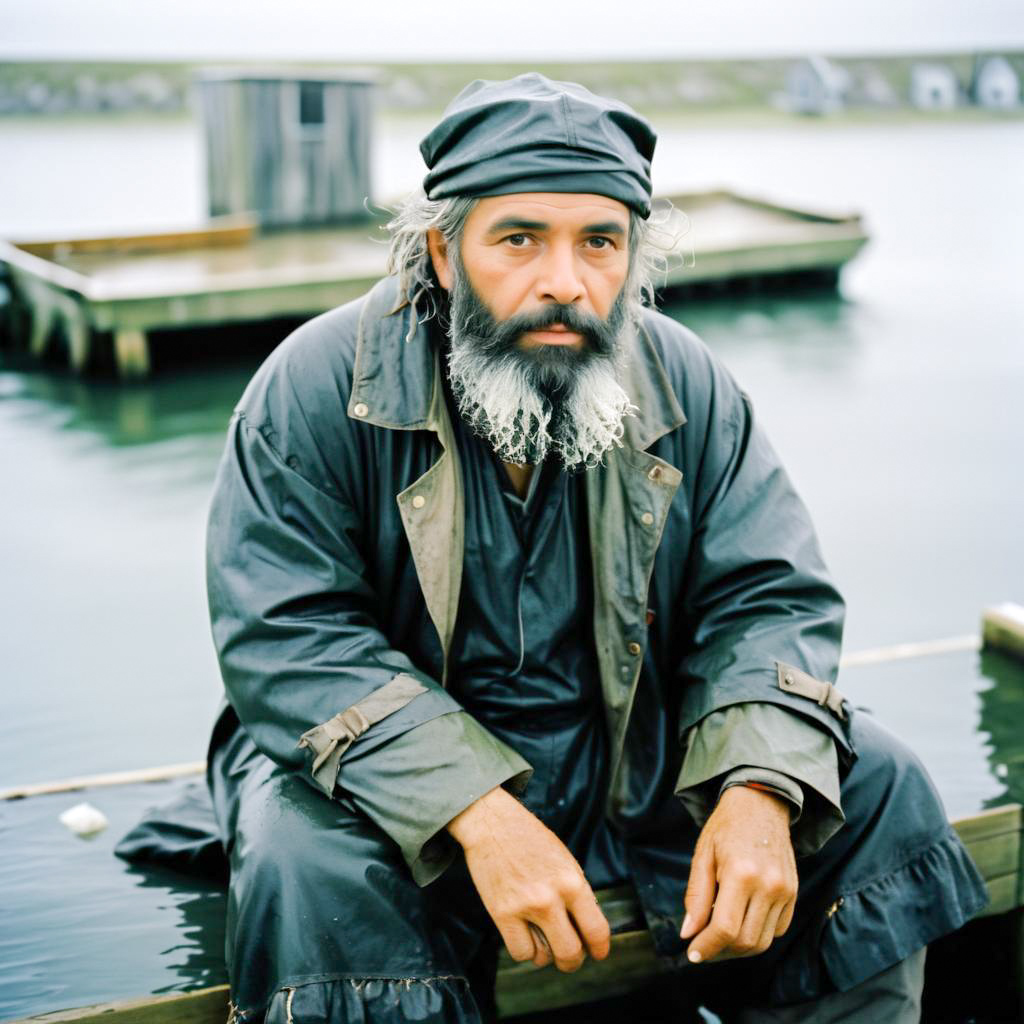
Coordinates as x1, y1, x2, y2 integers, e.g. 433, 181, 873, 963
1, 112, 1022, 1017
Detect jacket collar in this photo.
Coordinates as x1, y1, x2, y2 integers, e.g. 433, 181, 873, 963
349, 275, 686, 449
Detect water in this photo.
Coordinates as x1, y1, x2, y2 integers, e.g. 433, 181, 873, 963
1, 110, 1023, 1017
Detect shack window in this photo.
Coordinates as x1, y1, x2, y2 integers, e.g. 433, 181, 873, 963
299, 82, 325, 126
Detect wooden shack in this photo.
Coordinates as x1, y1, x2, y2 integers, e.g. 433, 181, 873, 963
195, 69, 375, 228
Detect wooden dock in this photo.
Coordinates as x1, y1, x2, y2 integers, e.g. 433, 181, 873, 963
0, 189, 868, 379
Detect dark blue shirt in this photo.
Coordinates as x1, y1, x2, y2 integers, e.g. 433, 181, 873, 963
445, 382, 629, 889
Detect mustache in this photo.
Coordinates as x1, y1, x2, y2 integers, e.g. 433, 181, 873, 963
451, 292, 622, 362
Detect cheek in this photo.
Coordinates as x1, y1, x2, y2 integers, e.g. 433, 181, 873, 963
465, 260, 530, 319
588, 263, 630, 317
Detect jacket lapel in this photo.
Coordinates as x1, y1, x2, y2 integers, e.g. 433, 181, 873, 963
349, 281, 464, 684
586, 322, 686, 816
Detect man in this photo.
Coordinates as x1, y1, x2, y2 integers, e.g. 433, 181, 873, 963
204, 75, 986, 1023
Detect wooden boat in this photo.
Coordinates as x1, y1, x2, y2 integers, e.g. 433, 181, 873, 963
0, 190, 868, 380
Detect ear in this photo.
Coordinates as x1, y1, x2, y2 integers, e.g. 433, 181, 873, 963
426, 228, 454, 292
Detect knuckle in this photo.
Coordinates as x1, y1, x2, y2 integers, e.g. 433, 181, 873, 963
732, 936, 756, 954
521, 887, 554, 916
732, 861, 760, 886
560, 872, 586, 897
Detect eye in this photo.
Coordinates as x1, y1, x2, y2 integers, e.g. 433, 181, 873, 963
504, 233, 531, 247
585, 236, 615, 250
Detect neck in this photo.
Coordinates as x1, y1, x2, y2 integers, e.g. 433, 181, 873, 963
501, 461, 535, 499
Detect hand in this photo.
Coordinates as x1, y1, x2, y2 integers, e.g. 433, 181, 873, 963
446, 786, 611, 972
680, 785, 797, 963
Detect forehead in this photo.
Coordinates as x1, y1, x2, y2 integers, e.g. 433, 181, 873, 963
467, 192, 630, 231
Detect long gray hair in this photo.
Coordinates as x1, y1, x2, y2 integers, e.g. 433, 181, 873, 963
384, 191, 684, 336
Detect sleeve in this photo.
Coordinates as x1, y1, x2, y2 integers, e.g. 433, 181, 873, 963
674, 702, 845, 857
675, 357, 854, 769
207, 413, 531, 885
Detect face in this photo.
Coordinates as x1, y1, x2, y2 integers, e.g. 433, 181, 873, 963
427, 193, 638, 471
428, 192, 632, 354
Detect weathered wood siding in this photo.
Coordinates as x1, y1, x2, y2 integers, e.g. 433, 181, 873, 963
197, 74, 373, 227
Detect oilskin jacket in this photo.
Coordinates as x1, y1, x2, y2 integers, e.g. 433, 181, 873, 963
206, 274, 854, 892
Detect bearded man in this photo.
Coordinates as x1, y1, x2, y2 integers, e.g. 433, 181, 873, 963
203, 75, 986, 1023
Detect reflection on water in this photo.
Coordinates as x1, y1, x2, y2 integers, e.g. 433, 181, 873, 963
978, 650, 1024, 810
0, 781, 226, 1019
124, 865, 227, 996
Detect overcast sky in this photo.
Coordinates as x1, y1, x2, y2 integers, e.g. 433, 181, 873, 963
3, 0, 1024, 62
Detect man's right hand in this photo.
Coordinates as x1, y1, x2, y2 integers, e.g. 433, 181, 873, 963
446, 785, 611, 972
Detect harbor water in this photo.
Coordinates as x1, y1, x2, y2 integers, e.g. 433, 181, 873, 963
0, 110, 1022, 1017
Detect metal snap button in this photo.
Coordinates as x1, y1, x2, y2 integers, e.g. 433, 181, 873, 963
353, 402, 368, 417
412, 495, 426, 509
641, 512, 654, 526
628, 642, 642, 656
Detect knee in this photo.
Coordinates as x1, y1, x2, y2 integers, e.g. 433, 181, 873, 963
841, 710, 948, 844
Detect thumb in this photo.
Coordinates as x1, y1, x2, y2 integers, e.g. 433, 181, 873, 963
681, 841, 717, 940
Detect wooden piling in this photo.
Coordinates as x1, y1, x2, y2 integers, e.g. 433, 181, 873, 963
983, 603, 1024, 661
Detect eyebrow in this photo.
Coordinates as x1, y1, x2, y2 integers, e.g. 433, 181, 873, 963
483, 217, 627, 237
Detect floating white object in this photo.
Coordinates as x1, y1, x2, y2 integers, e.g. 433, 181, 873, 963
59, 801, 109, 837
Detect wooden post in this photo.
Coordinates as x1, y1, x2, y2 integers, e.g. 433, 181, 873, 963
114, 328, 151, 380
65, 315, 91, 374
983, 604, 1024, 661
28, 302, 55, 358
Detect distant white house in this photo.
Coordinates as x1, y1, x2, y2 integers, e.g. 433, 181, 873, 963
910, 63, 960, 110
970, 56, 1020, 109
786, 56, 851, 115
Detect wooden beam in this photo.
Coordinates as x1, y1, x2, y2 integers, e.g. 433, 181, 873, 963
0, 760, 206, 801
13, 217, 256, 259
4, 984, 230, 1024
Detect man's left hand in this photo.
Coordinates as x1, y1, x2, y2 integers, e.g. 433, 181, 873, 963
680, 785, 798, 963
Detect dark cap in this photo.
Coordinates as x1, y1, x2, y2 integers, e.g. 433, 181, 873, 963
420, 73, 656, 218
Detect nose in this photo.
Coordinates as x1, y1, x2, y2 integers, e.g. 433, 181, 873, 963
535, 242, 586, 306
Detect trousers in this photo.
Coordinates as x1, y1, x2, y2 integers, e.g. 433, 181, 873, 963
209, 712, 983, 1023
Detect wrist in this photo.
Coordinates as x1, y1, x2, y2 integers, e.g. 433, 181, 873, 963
445, 785, 519, 849
718, 782, 792, 823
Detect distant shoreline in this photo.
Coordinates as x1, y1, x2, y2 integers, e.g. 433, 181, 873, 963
1, 53, 1021, 119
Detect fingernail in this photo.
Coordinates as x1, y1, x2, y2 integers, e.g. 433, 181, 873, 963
680, 913, 693, 937
688, 949, 702, 963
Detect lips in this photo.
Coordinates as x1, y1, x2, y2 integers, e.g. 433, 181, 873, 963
522, 324, 584, 347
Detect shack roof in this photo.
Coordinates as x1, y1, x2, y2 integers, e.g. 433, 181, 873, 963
195, 67, 377, 85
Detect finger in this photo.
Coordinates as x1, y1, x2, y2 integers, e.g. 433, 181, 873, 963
776, 896, 796, 937
568, 888, 611, 961
533, 909, 585, 973
527, 922, 553, 968
687, 881, 747, 964
498, 918, 536, 964
733, 893, 775, 955
681, 842, 717, 940
754, 899, 786, 954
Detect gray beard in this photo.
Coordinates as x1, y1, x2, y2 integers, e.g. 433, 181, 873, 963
443, 260, 637, 470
